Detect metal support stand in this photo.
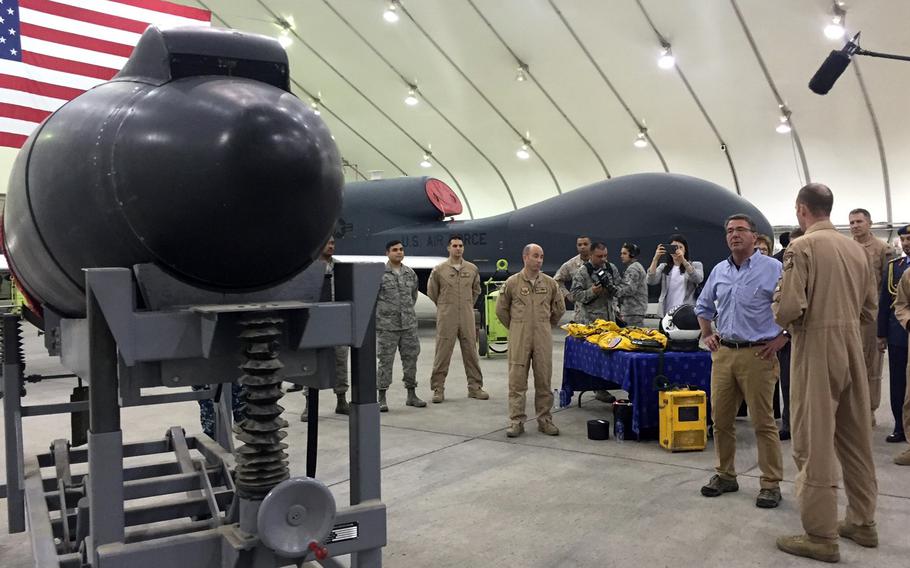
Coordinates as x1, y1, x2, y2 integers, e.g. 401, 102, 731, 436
2, 313, 25, 532
86, 277, 126, 557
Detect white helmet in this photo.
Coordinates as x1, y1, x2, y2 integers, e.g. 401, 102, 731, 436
661, 304, 701, 341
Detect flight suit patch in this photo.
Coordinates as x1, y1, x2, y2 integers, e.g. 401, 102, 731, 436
535, 287, 548, 294
520, 287, 530, 296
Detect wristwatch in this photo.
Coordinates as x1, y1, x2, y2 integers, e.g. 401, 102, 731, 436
780, 329, 791, 340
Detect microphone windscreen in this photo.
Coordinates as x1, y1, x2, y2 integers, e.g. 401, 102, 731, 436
809, 50, 852, 95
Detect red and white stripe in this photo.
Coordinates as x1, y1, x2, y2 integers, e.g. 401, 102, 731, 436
0, 0, 210, 148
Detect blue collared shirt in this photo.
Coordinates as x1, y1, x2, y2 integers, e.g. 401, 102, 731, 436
695, 250, 783, 342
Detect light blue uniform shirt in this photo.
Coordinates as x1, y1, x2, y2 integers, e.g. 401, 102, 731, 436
695, 250, 783, 342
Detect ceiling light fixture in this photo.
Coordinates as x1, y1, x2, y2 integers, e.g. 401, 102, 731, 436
404, 86, 419, 106
310, 96, 321, 116
657, 46, 676, 69
824, 3, 846, 40
775, 116, 792, 134
275, 16, 294, 48
420, 154, 432, 168
383, 1, 401, 23
515, 63, 528, 82
633, 130, 648, 148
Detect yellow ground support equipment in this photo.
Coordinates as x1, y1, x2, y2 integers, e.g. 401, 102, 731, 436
658, 389, 707, 452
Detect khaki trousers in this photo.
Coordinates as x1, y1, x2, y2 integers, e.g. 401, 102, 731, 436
429, 318, 483, 393
861, 321, 883, 411
710, 345, 783, 489
508, 343, 553, 425
791, 327, 877, 542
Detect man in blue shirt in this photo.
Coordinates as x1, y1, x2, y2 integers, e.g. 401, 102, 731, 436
879, 224, 910, 443
695, 214, 790, 508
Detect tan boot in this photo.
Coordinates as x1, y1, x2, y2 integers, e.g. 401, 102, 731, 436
432, 389, 445, 404
506, 422, 524, 438
838, 521, 878, 548
776, 535, 839, 563
468, 388, 489, 400
894, 448, 910, 466
537, 419, 559, 436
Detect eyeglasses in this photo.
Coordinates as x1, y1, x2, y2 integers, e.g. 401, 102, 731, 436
726, 227, 754, 234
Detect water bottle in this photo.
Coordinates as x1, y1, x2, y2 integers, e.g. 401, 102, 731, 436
552, 388, 560, 408
615, 419, 625, 442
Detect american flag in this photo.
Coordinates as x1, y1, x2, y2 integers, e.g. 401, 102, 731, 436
0, 0, 210, 149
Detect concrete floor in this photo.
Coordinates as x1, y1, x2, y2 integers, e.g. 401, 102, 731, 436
2, 297, 909, 567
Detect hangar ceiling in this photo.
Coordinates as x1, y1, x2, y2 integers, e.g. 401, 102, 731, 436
177, 0, 910, 228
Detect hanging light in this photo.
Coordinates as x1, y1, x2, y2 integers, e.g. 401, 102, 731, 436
657, 47, 676, 70
310, 99, 321, 116
776, 116, 792, 134
420, 154, 432, 168
404, 87, 419, 106
824, 3, 846, 40
633, 131, 648, 148
383, 1, 400, 23
516, 144, 531, 160
277, 31, 292, 49
275, 16, 294, 48
515, 63, 528, 82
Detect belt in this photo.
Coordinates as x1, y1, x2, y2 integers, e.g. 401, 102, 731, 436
719, 338, 766, 349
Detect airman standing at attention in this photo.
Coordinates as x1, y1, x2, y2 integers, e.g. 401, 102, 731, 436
427, 235, 488, 403
773, 184, 878, 563
375, 240, 426, 412
496, 244, 565, 438
849, 208, 896, 422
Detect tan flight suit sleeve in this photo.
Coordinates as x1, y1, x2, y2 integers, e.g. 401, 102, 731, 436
471, 267, 481, 305
550, 280, 566, 325
773, 247, 809, 329
496, 278, 512, 329
895, 270, 910, 331
427, 267, 440, 305
860, 260, 877, 325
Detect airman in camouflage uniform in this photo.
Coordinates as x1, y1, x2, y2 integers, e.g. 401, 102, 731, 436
194, 383, 245, 439
570, 242, 620, 324
616, 243, 649, 326
376, 240, 426, 411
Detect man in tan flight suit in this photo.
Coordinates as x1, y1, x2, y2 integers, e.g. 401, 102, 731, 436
892, 268, 910, 466
427, 235, 488, 403
496, 244, 565, 437
773, 184, 878, 563
849, 208, 895, 421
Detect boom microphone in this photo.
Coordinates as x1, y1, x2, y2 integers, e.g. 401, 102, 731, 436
809, 33, 861, 95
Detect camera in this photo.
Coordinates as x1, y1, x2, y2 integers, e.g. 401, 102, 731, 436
591, 266, 617, 295
666, 243, 678, 255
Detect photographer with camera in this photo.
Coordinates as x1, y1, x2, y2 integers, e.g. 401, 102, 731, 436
570, 242, 620, 324
647, 234, 704, 317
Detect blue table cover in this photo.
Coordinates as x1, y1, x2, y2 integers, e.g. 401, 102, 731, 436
560, 336, 713, 434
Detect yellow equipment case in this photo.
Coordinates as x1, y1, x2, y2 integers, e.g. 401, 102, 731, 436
658, 389, 707, 452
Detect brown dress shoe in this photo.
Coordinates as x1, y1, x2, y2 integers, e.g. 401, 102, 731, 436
776, 535, 839, 563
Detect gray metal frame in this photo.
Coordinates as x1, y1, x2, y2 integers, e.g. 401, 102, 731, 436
4, 261, 387, 567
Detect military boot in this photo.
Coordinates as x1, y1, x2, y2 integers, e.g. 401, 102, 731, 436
378, 390, 389, 413
894, 448, 910, 466
335, 393, 350, 415
432, 389, 445, 403
775, 535, 839, 563
406, 388, 427, 408
838, 521, 878, 548
506, 422, 524, 438
468, 388, 490, 400
537, 419, 559, 436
